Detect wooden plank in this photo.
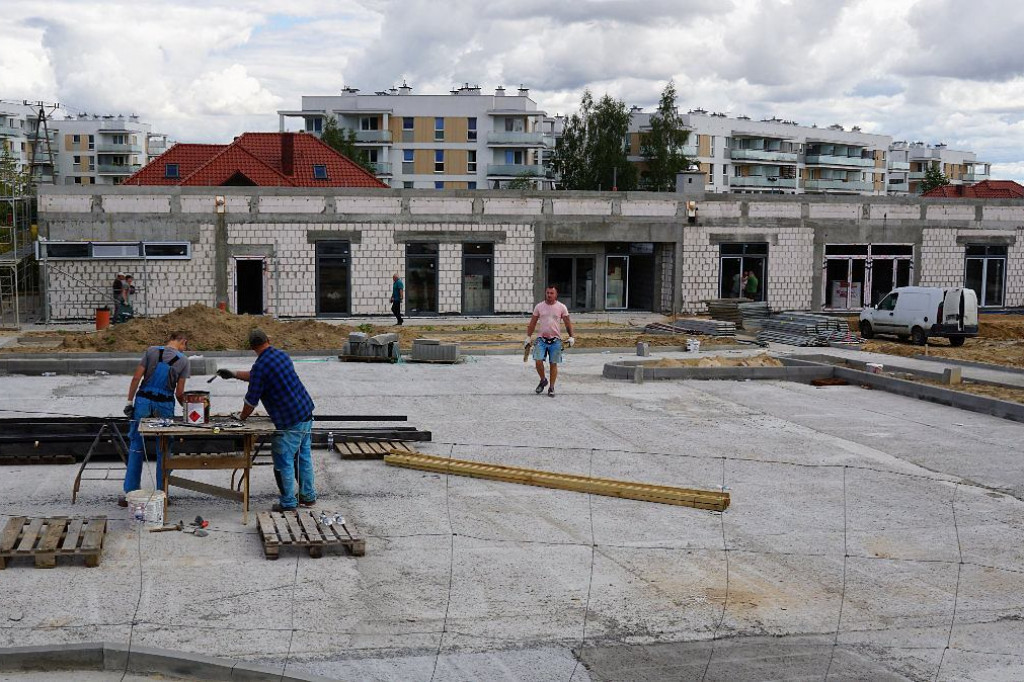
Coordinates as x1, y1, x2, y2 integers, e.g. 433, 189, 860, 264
62, 519, 85, 551
37, 518, 66, 553
0, 517, 25, 553
16, 518, 44, 554
256, 512, 278, 545
295, 512, 324, 544
279, 512, 301, 545
166, 474, 244, 502
384, 452, 730, 512
79, 518, 106, 553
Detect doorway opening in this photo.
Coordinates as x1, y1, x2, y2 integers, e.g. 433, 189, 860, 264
545, 256, 595, 311
235, 259, 264, 315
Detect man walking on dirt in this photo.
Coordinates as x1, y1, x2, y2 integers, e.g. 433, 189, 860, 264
525, 285, 576, 397
390, 273, 404, 326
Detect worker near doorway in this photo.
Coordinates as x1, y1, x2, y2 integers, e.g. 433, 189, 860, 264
112, 272, 127, 323
745, 269, 760, 300
390, 273, 404, 325
218, 329, 316, 512
525, 285, 576, 398
120, 331, 190, 504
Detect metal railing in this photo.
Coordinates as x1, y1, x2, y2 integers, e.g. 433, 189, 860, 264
486, 164, 546, 177
486, 131, 545, 145
729, 175, 797, 189
804, 154, 874, 167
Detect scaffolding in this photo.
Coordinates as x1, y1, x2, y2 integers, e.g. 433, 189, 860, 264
0, 193, 40, 329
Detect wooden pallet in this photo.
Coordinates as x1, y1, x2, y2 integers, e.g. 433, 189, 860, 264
384, 451, 731, 512
0, 516, 107, 569
256, 510, 365, 560
333, 440, 415, 459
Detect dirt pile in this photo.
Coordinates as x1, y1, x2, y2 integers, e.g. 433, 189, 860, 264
862, 314, 1024, 369
646, 353, 782, 368
55, 304, 356, 353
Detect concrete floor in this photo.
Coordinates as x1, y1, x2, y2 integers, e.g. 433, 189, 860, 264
1, 347, 1023, 681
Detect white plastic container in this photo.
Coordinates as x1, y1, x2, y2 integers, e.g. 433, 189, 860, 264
686, 339, 701, 353
866, 362, 884, 374
126, 489, 166, 527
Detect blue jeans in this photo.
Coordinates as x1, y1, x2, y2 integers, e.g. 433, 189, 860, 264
124, 396, 175, 493
532, 337, 563, 364
273, 419, 315, 509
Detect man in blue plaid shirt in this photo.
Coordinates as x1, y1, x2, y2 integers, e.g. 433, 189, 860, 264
219, 329, 316, 511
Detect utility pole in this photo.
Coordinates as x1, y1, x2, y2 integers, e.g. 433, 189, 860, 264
22, 101, 60, 186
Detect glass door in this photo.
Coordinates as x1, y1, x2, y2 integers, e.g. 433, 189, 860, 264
462, 243, 493, 314
605, 255, 628, 309
406, 243, 438, 314
315, 241, 350, 316
545, 256, 595, 311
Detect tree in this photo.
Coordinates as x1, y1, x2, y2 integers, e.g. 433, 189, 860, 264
552, 90, 637, 191
319, 116, 377, 175
920, 162, 950, 194
640, 81, 691, 191
0, 147, 30, 198
506, 172, 537, 190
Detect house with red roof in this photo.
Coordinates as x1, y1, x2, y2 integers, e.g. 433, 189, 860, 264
921, 180, 1024, 199
124, 132, 387, 188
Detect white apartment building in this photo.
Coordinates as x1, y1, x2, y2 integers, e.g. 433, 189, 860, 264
629, 109, 892, 195
0, 106, 29, 170
55, 114, 151, 186
278, 83, 551, 189
888, 141, 991, 195
0, 103, 60, 184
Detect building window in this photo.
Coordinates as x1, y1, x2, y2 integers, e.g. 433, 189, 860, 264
73, 155, 81, 165
505, 149, 524, 165
403, 181, 414, 188
403, 149, 414, 174
434, 149, 444, 173
468, 117, 477, 141
434, 181, 444, 190
144, 243, 190, 259
965, 244, 1007, 307
468, 181, 476, 190
39, 241, 191, 260
467, 150, 477, 173
313, 164, 328, 180
72, 134, 80, 144
402, 117, 414, 142
360, 117, 378, 131
434, 117, 444, 141
308, 117, 323, 133
164, 163, 179, 178
719, 242, 768, 301
88, 135, 94, 150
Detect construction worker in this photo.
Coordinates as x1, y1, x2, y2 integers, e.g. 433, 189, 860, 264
218, 329, 316, 512
120, 331, 190, 504
525, 285, 576, 397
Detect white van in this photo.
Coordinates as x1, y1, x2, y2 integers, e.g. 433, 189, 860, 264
859, 286, 979, 346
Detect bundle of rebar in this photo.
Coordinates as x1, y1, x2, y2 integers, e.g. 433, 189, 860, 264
756, 312, 859, 346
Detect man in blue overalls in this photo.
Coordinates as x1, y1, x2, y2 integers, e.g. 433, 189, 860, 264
120, 331, 190, 504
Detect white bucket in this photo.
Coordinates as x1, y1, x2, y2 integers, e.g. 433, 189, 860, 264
686, 339, 701, 353
126, 489, 165, 527
866, 362, 883, 374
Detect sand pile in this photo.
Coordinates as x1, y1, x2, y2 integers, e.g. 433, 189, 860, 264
645, 353, 782, 368
57, 304, 356, 352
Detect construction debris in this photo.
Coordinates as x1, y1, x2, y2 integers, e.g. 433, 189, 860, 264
756, 312, 862, 347
409, 338, 460, 363
645, 319, 737, 337
705, 299, 771, 330
340, 333, 400, 362
384, 451, 731, 511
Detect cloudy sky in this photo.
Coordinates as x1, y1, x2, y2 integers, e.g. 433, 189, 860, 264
3, 0, 1024, 180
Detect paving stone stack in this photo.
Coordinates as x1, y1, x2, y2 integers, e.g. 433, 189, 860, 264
342, 332, 401, 360
705, 299, 771, 331
411, 338, 460, 363
644, 319, 737, 336
756, 312, 860, 347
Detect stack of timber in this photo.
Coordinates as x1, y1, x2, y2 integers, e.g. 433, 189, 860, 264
341, 332, 400, 362
644, 319, 737, 337
756, 312, 860, 347
705, 299, 771, 330
384, 451, 730, 511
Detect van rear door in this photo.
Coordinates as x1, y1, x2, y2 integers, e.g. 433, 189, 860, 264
942, 288, 965, 331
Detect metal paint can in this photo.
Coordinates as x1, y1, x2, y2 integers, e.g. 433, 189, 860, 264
183, 390, 211, 424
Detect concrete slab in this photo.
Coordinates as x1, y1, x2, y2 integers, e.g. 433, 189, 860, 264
0, 348, 1022, 680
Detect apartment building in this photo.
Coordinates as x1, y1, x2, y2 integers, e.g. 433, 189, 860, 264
55, 114, 151, 186
278, 83, 551, 189
0, 106, 29, 169
899, 142, 990, 195
628, 109, 892, 195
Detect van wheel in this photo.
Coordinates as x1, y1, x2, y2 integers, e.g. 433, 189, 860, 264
911, 327, 928, 346
859, 321, 874, 339
949, 337, 965, 347
897, 334, 909, 342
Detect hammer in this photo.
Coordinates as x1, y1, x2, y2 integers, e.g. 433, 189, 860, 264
149, 520, 183, 532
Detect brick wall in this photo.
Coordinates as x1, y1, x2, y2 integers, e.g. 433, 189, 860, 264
1005, 227, 1024, 308
767, 227, 815, 311
919, 228, 961, 287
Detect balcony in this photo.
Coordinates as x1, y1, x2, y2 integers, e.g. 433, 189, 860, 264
804, 154, 874, 168
964, 171, 989, 182
729, 175, 797, 189
729, 149, 799, 163
486, 131, 545, 146
0, 123, 21, 137
353, 130, 393, 144
371, 161, 392, 175
97, 163, 141, 175
909, 171, 928, 180
889, 161, 911, 172
487, 164, 546, 177
804, 179, 873, 192
679, 144, 699, 157
96, 143, 142, 154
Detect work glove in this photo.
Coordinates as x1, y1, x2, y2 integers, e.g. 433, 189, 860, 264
523, 336, 532, 348
123, 402, 135, 418
216, 368, 236, 380
567, 336, 576, 348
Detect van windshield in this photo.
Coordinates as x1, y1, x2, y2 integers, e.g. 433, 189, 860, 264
877, 293, 898, 311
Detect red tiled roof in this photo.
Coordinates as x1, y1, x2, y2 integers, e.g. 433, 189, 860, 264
921, 180, 1024, 199
124, 132, 386, 188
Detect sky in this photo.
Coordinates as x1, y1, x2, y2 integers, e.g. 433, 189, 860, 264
3, 0, 1024, 181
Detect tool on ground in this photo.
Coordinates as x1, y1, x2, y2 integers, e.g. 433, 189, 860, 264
182, 527, 209, 537
206, 374, 217, 384
190, 515, 209, 529
148, 521, 184, 532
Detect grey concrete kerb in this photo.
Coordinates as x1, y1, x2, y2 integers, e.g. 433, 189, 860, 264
0, 642, 335, 681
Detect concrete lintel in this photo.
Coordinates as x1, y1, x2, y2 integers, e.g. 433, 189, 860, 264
955, 234, 1016, 246
393, 230, 507, 243
707, 231, 780, 246
305, 229, 363, 244
228, 244, 275, 257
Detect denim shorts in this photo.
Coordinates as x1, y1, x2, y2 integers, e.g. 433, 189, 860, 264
532, 337, 563, 364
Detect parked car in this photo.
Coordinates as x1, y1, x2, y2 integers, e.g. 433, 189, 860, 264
859, 286, 979, 346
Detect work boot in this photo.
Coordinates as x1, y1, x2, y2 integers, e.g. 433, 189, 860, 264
272, 502, 297, 513
535, 378, 548, 394
548, 386, 556, 398
117, 494, 128, 508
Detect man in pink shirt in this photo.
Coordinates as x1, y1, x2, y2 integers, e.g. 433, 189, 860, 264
525, 285, 576, 397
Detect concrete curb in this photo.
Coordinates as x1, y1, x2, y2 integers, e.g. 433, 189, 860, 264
467, 344, 752, 357
790, 353, 1024, 390
911, 353, 1024, 376
0, 642, 335, 681
602, 360, 831, 382
0, 356, 215, 376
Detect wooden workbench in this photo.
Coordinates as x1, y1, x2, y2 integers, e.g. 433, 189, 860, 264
141, 416, 277, 525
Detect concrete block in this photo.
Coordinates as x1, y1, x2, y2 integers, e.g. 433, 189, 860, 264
411, 341, 459, 362
348, 332, 368, 343
942, 367, 963, 385
102, 195, 171, 213
335, 197, 402, 215
259, 196, 325, 214
483, 198, 543, 215
551, 199, 612, 216
0, 642, 103, 671
369, 333, 399, 346
39, 194, 93, 213
621, 200, 677, 217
